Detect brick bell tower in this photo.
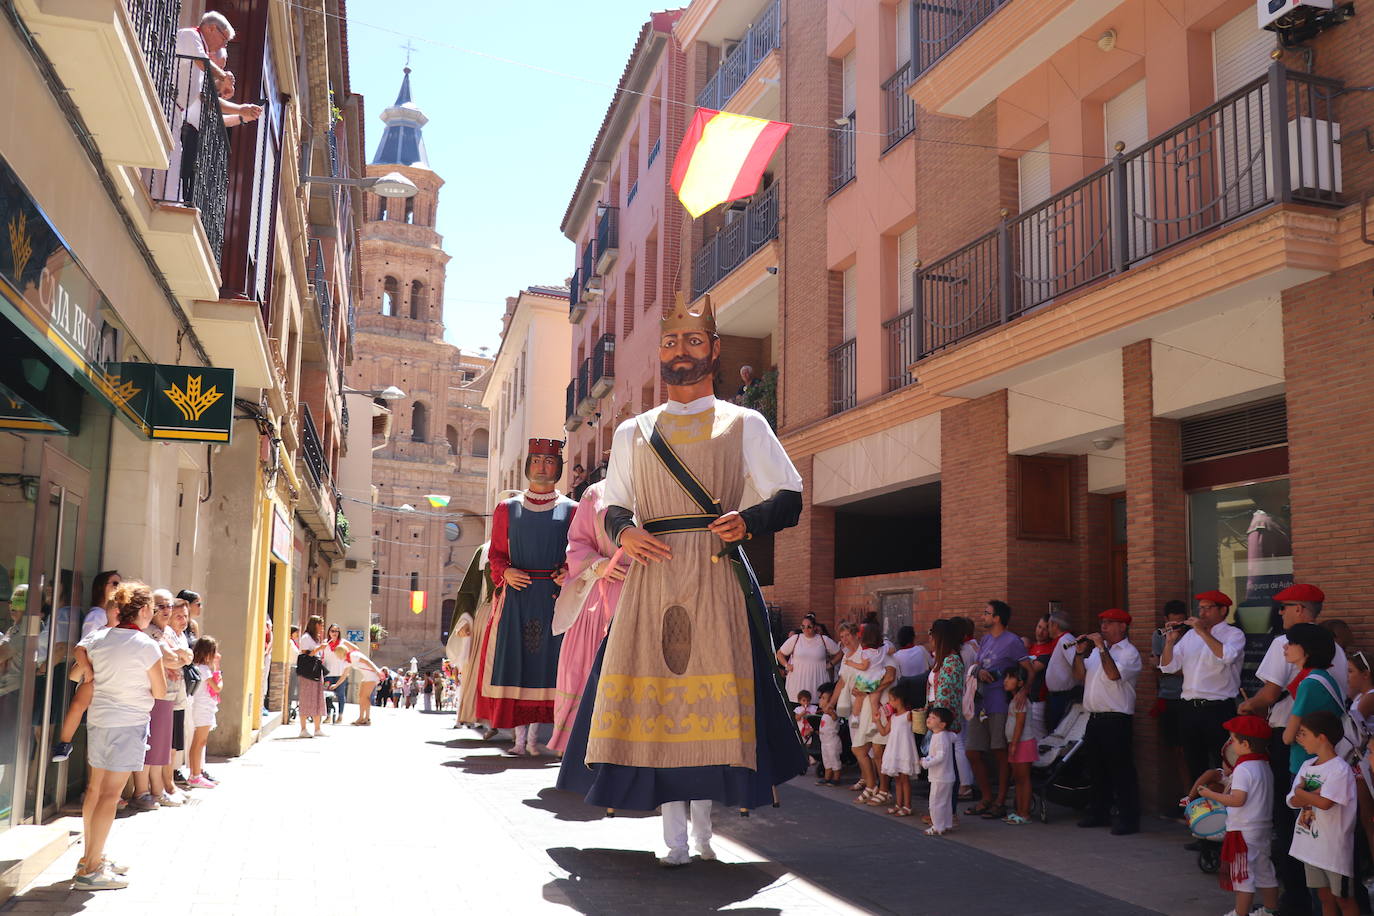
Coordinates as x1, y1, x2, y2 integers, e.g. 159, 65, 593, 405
351, 68, 490, 668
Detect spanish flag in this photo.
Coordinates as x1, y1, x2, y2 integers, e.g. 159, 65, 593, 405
671, 109, 790, 218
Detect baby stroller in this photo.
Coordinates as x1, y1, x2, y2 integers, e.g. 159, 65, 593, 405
1028, 703, 1092, 823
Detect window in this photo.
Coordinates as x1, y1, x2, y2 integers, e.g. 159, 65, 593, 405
471, 428, 489, 457
446, 424, 459, 455
1189, 478, 1291, 633
842, 266, 856, 342
382, 276, 399, 316
410, 280, 424, 320
895, 0, 912, 68
371, 568, 379, 595
444, 521, 461, 542
897, 226, 918, 315
378, 199, 388, 221
411, 402, 428, 442
404, 198, 415, 224
409, 571, 420, 592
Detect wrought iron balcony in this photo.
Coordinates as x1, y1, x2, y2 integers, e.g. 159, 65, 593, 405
145, 54, 229, 261
696, 0, 782, 111
590, 333, 616, 398
126, 0, 180, 129
883, 309, 918, 391
565, 380, 582, 431
648, 138, 662, 168
569, 268, 585, 322
830, 116, 856, 192
310, 237, 331, 336
912, 63, 1342, 361
300, 402, 330, 490
576, 358, 595, 416
627, 181, 639, 206
581, 240, 596, 294
829, 339, 857, 415
596, 206, 620, 273
690, 182, 780, 299
882, 63, 916, 151
913, 0, 1011, 78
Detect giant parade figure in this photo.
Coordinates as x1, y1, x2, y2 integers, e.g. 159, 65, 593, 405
557, 295, 808, 866
472, 439, 576, 755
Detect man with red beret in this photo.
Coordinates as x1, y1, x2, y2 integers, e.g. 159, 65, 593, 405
1072, 608, 1143, 835
1237, 582, 1340, 914
1160, 591, 1247, 785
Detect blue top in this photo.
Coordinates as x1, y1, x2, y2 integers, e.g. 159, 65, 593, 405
976, 629, 1027, 715
1289, 668, 1345, 774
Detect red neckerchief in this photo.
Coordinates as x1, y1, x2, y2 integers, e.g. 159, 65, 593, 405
117, 621, 142, 630
328, 637, 341, 652
1287, 667, 1312, 697
1233, 752, 1269, 766
1220, 830, 1249, 891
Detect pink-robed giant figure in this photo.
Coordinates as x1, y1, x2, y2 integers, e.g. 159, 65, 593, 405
548, 481, 630, 753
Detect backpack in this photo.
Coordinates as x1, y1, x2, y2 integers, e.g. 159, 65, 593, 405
1305, 670, 1366, 767
961, 663, 980, 723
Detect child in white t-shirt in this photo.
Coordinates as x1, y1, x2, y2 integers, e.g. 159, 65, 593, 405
1196, 715, 1278, 916
817, 688, 843, 787
793, 690, 817, 742
1286, 710, 1358, 916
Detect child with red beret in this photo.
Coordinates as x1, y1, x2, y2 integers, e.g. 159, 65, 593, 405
1198, 715, 1279, 916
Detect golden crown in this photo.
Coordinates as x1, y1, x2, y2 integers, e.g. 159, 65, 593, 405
661, 293, 716, 335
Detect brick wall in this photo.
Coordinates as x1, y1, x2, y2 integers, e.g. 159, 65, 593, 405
773, 454, 835, 629
832, 568, 943, 629
939, 390, 1011, 611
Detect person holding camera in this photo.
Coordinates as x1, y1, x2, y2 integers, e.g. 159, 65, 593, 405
1159, 590, 1247, 783
1072, 608, 1143, 835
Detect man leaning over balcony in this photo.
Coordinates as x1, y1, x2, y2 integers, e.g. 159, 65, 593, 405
171, 12, 261, 203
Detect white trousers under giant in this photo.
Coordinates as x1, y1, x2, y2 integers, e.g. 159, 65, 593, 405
661, 800, 713, 853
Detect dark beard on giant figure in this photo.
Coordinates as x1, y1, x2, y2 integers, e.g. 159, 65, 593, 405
660, 353, 715, 387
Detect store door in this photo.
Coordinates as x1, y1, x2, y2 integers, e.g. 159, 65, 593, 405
13, 446, 89, 825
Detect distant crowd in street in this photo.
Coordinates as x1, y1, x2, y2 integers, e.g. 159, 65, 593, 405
58, 573, 225, 891
775, 585, 1374, 916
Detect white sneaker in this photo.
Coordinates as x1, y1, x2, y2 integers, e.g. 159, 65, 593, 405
657, 848, 691, 868
157, 792, 182, 807
694, 842, 717, 861
74, 864, 128, 890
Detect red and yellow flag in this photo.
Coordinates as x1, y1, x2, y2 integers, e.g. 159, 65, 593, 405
671, 109, 791, 218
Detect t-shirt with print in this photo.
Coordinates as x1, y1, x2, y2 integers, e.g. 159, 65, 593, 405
1289, 669, 1346, 774
1226, 758, 1273, 832
1287, 755, 1357, 876
78, 626, 163, 727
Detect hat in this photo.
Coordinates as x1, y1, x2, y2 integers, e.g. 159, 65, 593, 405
1275, 583, 1325, 604
1194, 590, 1233, 607
1223, 715, 1272, 740
1098, 608, 1132, 625
661, 292, 717, 335
527, 438, 564, 457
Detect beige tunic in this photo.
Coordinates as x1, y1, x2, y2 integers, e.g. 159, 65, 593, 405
585, 402, 758, 770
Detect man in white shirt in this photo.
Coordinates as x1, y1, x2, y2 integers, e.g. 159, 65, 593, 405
1072, 608, 1142, 835
1159, 590, 1246, 783
1042, 609, 1080, 733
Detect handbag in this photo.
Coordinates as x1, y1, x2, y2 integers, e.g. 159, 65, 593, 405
296, 652, 324, 681
182, 663, 203, 696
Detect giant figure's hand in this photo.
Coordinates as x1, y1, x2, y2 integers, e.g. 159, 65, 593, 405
707, 511, 747, 543
620, 526, 672, 564
503, 568, 532, 590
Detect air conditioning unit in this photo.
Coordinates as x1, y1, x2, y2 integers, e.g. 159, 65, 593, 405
345, 559, 359, 570
1264, 117, 1342, 195
1258, 0, 1333, 29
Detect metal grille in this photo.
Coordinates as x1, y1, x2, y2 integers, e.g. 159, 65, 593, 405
914, 0, 1010, 77
831, 116, 856, 192
882, 63, 916, 151
696, 0, 781, 110
690, 182, 779, 298
1180, 398, 1287, 462
829, 339, 857, 415
126, 0, 181, 128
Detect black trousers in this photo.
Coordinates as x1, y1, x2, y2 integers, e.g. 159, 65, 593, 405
179, 122, 200, 203
1084, 713, 1139, 827
1179, 698, 1236, 782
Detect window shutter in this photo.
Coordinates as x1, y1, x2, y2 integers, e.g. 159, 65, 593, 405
842, 52, 856, 117
1018, 141, 1051, 211
842, 267, 857, 342
1181, 399, 1287, 462
1104, 79, 1148, 152
895, 2, 912, 68
1213, 9, 1275, 98
897, 226, 918, 315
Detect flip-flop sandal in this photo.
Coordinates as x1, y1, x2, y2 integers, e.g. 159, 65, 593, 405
981, 805, 1008, 819
1003, 813, 1030, 825
893, 806, 913, 817
964, 802, 992, 816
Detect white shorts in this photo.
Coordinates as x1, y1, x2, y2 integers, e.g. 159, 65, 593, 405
1227, 826, 1277, 893
191, 700, 218, 730
88, 723, 150, 772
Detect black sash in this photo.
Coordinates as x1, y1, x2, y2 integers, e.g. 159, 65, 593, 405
636, 412, 722, 519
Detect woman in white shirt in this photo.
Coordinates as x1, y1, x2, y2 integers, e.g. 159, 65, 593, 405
71, 582, 167, 890
776, 614, 842, 703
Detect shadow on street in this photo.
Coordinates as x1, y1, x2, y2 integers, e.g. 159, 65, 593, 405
542, 846, 781, 916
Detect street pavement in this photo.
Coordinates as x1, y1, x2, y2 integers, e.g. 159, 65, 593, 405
3, 705, 1225, 915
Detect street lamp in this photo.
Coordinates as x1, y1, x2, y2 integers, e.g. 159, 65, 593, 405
343, 386, 406, 400
301, 171, 419, 199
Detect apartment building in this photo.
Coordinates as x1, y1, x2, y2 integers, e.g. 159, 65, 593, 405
0, 0, 368, 842
350, 69, 492, 668
561, 11, 687, 484
734, 0, 1372, 809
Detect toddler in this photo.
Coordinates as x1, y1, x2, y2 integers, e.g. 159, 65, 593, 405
1287, 710, 1357, 916
793, 689, 817, 742
850, 632, 887, 694
921, 706, 956, 836
877, 681, 921, 817
816, 684, 843, 786
1196, 715, 1278, 916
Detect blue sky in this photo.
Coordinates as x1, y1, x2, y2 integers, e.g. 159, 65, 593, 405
346, 0, 661, 354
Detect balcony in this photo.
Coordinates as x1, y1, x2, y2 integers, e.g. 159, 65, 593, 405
830, 117, 856, 193
883, 309, 918, 391
648, 138, 662, 168
564, 380, 582, 431
627, 181, 639, 206
576, 358, 596, 417
590, 333, 615, 398
913, 0, 1010, 79
691, 182, 779, 299
309, 238, 331, 337
829, 339, 857, 415
882, 63, 916, 152
912, 64, 1341, 362
569, 269, 585, 323
595, 207, 620, 274
298, 403, 337, 542
696, 0, 781, 113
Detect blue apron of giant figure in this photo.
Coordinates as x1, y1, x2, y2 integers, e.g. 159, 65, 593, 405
473, 438, 575, 756
557, 295, 807, 866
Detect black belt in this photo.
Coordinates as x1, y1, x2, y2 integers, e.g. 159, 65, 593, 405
1183, 698, 1233, 707
643, 514, 716, 535
523, 568, 561, 580
1088, 711, 1131, 720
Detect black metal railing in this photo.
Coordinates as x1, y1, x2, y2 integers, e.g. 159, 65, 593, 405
569, 268, 581, 314
830, 115, 856, 192
882, 63, 916, 151
883, 309, 918, 391
690, 182, 780, 298
146, 54, 229, 261
310, 238, 331, 335
627, 181, 639, 206
914, 0, 1010, 78
591, 332, 615, 389
696, 0, 782, 111
648, 138, 662, 168
580, 241, 595, 288
576, 358, 593, 412
912, 63, 1342, 360
339, 365, 349, 436
565, 380, 578, 427
597, 206, 620, 258
300, 403, 329, 489
126, 0, 181, 129
326, 125, 339, 177
829, 339, 857, 415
